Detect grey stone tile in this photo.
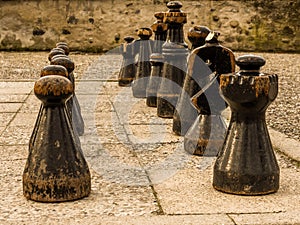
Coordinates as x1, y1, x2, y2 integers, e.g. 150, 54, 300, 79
0, 145, 28, 161
153, 164, 300, 215
0, 113, 15, 125
0, 94, 28, 103
230, 210, 300, 225
0, 82, 33, 94
0, 103, 22, 113
0, 125, 31, 145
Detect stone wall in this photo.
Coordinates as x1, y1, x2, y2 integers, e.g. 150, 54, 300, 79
0, 0, 299, 53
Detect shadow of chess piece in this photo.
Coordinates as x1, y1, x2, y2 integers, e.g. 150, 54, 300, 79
184, 31, 235, 156
213, 55, 280, 195
23, 75, 91, 202
157, 1, 188, 118
173, 25, 211, 135
146, 12, 168, 107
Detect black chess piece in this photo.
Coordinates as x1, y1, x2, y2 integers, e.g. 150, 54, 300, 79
157, 1, 188, 118
23, 75, 91, 202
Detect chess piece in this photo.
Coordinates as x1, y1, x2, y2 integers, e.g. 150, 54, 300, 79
187, 25, 211, 50
51, 56, 85, 135
23, 75, 91, 202
132, 27, 153, 98
213, 55, 279, 195
157, 1, 188, 118
172, 25, 211, 135
184, 31, 235, 155
146, 12, 168, 107
56, 42, 70, 55
118, 36, 136, 86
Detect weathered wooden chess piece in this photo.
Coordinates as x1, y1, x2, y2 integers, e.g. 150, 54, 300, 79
146, 12, 168, 107
48, 48, 66, 61
51, 55, 85, 136
184, 31, 235, 156
23, 75, 91, 202
29, 65, 69, 151
56, 42, 70, 55
132, 27, 153, 98
173, 26, 211, 136
213, 55, 279, 195
157, 1, 188, 118
118, 36, 136, 86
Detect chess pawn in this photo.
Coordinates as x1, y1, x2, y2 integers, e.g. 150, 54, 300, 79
51, 56, 85, 136
23, 75, 91, 202
56, 42, 70, 55
48, 48, 65, 61
118, 36, 136, 86
132, 27, 153, 98
29, 65, 69, 151
157, 1, 188, 118
173, 25, 211, 136
213, 55, 279, 195
184, 31, 235, 155
146, 12, 168, 107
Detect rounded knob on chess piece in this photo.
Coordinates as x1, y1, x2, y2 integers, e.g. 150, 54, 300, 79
34, 75, 73, 105
236, 54, 266, 75
50, 55, 74, 75
40, 65, 68, 77
48, 48, 65, 61
56, 42, 70, 55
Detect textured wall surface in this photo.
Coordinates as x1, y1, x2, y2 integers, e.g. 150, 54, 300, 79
0, 0, 299, 52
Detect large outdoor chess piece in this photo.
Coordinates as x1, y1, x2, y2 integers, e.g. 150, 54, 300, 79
56, 42, 70, 55
132, 27, 153, 98
51, 55, 85, 136
118, 36, 136, 87
23, 75, 91, 202
187, 25, 211, 51
184, 31, 235, 156
48, 47, 66, 61
213, 55, 280, 195
146, 12, 168, 107
157, 1, 188, 118
173, 25, 211, 136
29, 65, 69, 151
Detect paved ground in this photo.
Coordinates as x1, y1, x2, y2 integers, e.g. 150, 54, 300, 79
0, 53, 299, 225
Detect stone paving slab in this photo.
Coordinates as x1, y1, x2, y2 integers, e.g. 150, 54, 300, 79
0, 54, 299, 224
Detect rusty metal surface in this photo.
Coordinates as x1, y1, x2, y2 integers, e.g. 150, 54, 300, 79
213, 55, 280, 195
